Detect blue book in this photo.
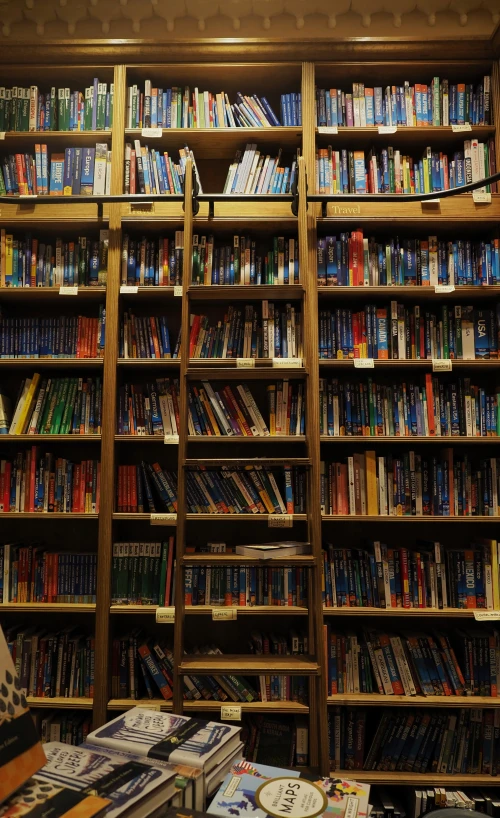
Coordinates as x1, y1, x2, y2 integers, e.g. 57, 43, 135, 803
474, 309, 490, 358
49, 153, 64, 195
80, 147, 95, 194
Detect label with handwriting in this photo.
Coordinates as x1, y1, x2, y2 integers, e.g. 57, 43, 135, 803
0, 133, 5, 140
139, 702, 162, 710
268, 514, 293, 528
156, 606, 175, 624
474, 610, 500, 621
451, 123, 472, 132
432, 359, 452, 372
164, 435, 179, 444
150, 513, 177, 525
236, 358, 255, 368
473, 191, 491, 203
221, 705, 242, 721
272, 357, 302, 368
354, 358, 374, 369
59, 286, 78, 296
142, 127, 162, 138
212, 607, 238, 620
378, 125, 397, 134
174, 285, 183, 297
434, 284, 455, 293
318, 126, 338, 135
120, 285, 138, 294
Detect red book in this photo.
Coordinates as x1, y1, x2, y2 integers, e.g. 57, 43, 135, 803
425, 374, 436, 436
189, 315, 201, 358
15, 154, 27, 194
130, 149, 136, 194
129, 465, 137, 512
79, 461, 86, 512
400, 548, 411, 608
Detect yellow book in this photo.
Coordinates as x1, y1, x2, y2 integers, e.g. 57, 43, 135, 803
365, 450, 378, 515
198, 388, 221, 435
15, 373, 41, 435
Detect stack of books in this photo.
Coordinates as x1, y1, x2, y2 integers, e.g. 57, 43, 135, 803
318, 303, 499, 360
1, 547, 98, 603
0, 143, 112, 197
116, 461, 177, 513
120, 311, 181, 359
321, 450, 499, 517
191, 234, 299, 286
122, 233, 184, 286
0, 79, 113, 131
0, 310, 106, 359
117, 379, 179, 436
189, 303, 302, 360
319, 375, 500, 438
124, 142, 202, 194
317, 231, 500, 286
1, 450, 100, 513
111, 537, 175, 605
223, 144, 298, 194
6, 374, 102, 435
126, 82, 282, 128
321, 539, 497, 610
315, 75, 491, 127
0, 230, 108, 287
185, 465, 306, 515
184, 563, 308, 607
315, 138, 496, 194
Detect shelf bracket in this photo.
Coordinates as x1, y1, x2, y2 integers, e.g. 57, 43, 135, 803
291, 168, 300, 217
191, 165, 200, 217
322, 200, 327, 218
97, 201, 103, 219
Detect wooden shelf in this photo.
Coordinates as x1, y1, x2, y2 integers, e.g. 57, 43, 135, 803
322, 514, 498, 523
316, 125, 495, 146
320, 436, 498, 445
112, 513, 177, 523
125, 126, 301, 158
117, 358, 181, 367
119, 286, 179, 298
0, 512, 98, 519
26, 696, 93, 709
330, 771, 500, 785
317, 195, 500, 225
188, 435, 306, 443
115, 435, 178, 442
188, 364, 307, 379
179, 654, 319, 675
327, 694, 500, 708
0, 358, 104, 368
186, 513, 308, 521
319, 359, 499, 369
0, 202, 110, 223
0, 287, 107, 300
1, 435, 101, 442
185, 457, 310, 466
188, 285, 304, 301
0, 603, 96, 612
1, 130, 112, 141
183, 554, 315, 566
110, 604, 308, 615
317, 285, 500, 301
323, 606, 480, 617
108, 698, 309, 713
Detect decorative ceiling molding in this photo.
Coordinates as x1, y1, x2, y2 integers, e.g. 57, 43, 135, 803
0, 0, 500, 39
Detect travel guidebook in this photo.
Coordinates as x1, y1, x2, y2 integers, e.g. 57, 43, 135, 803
208, 760, 371, 818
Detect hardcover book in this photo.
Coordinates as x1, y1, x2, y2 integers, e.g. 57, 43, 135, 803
0, 777, 109, 818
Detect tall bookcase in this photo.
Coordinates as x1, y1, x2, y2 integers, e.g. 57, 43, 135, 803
2, 39, 500, 781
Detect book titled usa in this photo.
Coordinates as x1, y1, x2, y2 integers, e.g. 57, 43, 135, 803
208, 760, 371, 818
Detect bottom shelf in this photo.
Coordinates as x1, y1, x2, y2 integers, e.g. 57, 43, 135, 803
27, 696, 93, 709
332, 771, 500, 784
108, 698, 309, 713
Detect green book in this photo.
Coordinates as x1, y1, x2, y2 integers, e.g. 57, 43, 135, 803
50, 377, 69, 433
60, 377, 78, 434
39, 378, 56, 433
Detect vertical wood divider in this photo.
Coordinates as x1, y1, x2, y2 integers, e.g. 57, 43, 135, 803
492, 61, 500, 190
93, 64, 126, 726
173, 158, 193, 712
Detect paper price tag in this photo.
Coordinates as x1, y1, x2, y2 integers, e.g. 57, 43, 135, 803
0, 133, 5, 140
272, 357, 302, 368
221, 705, 242, 721
422, 198, 440, 204
156, 606, 175, 624
432, 359, 452, 372
268, 514, 293, 528
164, 435, 179, 444
378, 125, 397, 134
212, 607, 238, 621
142, 127, 162, 138
120, 285, 138, 293
452, 123, 472, 132
174, 285, 183, 297
473, 191, 491, 203
474, 610, 500, 621
19, 194, 37, 199
318, 126, 338, 135
59, 286, 78, 295
354, 358, 374, 369
140, 702, 162, 710
150, 513, 177, 525
236, 358, 255, 369
434, 284, 455, 293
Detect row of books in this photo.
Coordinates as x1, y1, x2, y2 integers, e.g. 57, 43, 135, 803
315, 138, 497, 194
126, 83, 282, 128
318, 375, 500, 438
321, 540, 497, 610
35, 712, 93, 745
0, 451, 100, 513
324, 626, 498, 697
5, 374, 102, 435
188, 380, 305, 437
1, 547, 97, 604
111, 538, 175, 606
122, 233, 183, 286
320, 451, 499, 517
184, 564, 308, 607
316, 76, 492, 127
191, 234, 300, 286
249, 630, 308, 703
0, 79, 113, 131
0, 144, 111, 197
0, 311, 106, 359
185, 465, 306, 515
5, 624, 94, 697
124, 142, 201, 195
240, 716, 309, 767
318, 304, 499, 360
409, 788, 500, 817
117, 379, 179, 436
223, 145, 298, 195
120, 312, 180, 359
316, 232, 500, 287
116, 462, 177, 513
189, 303, 303, 360
0, 230, 109, 288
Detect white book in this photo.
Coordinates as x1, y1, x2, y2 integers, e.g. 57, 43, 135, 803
244, 150, 261, 194
8, 378, 31, 434
374, 644, 394, 695
93, 143, 107, 195
202, 381, 233, 436
390, 635, 417, 695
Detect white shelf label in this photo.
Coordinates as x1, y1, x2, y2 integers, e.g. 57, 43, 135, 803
474, 610, 500, 621
354, 358, 374, 369
59, 286, 78, 295
212, 607, 238, 621
434, 284, 455, 293
120, 285, 138, 293
432, 359, 452, 372
378, 125, 397, 134
268, 514, 293, 528
236, 358, 255, 369
0, 133, 5, 140
272, 357, 302, 368
140, 701, 162, 710
142, 127, 162, 138
164, 435, 179, 445
156, 606, 175, 624
452, 123, 472, 132
473, 191, 491, 203
318, 126, 338, 135
19, 194, 37, 199
150, 513, 177, 525
174, 285, 183, 297
221, 705, 242, 721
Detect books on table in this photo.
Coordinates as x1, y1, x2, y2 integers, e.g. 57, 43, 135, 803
0, 777, 109, 818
